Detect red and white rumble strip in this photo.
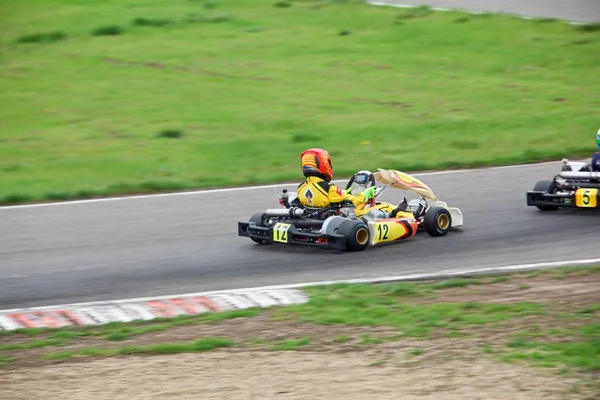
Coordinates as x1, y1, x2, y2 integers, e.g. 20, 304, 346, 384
0, 288, 308, 331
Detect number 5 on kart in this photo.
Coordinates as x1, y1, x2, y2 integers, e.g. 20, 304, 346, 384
575, 188, 598, 208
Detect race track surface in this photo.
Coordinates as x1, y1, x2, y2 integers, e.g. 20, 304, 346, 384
371, 0, 600, 23
2, 162, 599, 309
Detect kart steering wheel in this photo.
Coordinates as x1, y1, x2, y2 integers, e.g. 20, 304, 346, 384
345, 171, 384, 207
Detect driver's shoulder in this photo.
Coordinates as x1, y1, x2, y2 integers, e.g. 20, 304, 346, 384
307, 177, 335, 191
298, 178, 336, 195
592, 152, 600, 170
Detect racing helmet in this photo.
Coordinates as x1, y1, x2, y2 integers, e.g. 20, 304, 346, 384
301, 148, 334, 181
597, 129, 600, 149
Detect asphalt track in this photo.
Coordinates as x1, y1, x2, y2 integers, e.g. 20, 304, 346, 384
2, 161, 599, 309
371, 0, 600, 23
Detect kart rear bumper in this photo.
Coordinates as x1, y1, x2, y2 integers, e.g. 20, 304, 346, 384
238, 221, 347, 251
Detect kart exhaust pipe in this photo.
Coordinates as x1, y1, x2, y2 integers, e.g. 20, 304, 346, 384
558, 171, 600, 180
292, 220, 325, 229
264, 207, 306, 218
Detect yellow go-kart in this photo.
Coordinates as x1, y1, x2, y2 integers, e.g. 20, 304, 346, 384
238, 169, 464, 252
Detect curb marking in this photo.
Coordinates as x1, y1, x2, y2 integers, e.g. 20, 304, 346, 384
0, 289, 308, 331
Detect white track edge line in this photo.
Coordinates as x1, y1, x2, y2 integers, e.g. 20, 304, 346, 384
2, 257, 598, 314
367, 1, 596, 24
0, 160, 560, 210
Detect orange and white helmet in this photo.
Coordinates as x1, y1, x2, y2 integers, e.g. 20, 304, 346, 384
300, 148, 334, 181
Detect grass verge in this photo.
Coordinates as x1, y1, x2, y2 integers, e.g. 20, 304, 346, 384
1, 0, 599, 205
44, 337, 236, 360
1, 265, 598, 380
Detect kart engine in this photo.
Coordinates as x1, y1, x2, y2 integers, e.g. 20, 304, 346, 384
338, 203, 357, 219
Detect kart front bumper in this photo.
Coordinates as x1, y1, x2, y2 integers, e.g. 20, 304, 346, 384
526, 189, 599, 208
238, 221, 348, 251
526, 191, 573, 207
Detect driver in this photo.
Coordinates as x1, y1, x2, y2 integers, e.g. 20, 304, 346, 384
297, 148, 375, 208
296, 148, 412, 218
592, 130, 600, 172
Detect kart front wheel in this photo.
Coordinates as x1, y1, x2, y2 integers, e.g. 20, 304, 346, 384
336, 220, 370, 251
423, 207, 452, 237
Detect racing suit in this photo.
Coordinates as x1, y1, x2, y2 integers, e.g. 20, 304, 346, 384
592, 152, 600, 172
297, 176, 367, 208
296, 176, 414, 219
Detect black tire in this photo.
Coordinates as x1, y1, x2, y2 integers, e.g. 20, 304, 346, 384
423, 206, 452, 237
533, 180, 559, 211
249, 212, 270, 245
336, 220, 370, 251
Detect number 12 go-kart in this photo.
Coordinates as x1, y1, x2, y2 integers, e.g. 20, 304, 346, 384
238, 168, 464, 252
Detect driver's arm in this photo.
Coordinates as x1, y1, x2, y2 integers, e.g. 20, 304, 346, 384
328, 184, 367, 207
592, 152, 600, 172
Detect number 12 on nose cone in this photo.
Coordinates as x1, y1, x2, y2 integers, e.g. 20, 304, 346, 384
273, 223, 290, 243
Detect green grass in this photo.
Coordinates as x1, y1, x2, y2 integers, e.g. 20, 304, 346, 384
117, 337, 236, 354
333, 334, 351, 343
1, 0, 599, 204
271, 337, 312, 350
409, 347, 424, 356
46, 351, 74, 360
0, 355, 16, 365
500, 324, 600, 371
359, 334, 384, 345
44, 338, 235, 360
284, 283, 546, 338
578, 304, 600, 314
490, 276, 511, 284
0, 338, 66, 351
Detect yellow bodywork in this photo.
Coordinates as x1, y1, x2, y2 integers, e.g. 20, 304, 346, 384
354, 200, 414, 218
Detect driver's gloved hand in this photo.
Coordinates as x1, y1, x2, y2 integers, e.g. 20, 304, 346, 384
344, 187, 353, 194
362, 186, 377, 201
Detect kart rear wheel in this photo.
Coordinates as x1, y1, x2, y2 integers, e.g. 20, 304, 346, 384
249, 212, 270, 245
423, 206, 452, 237
336, 220, 370, 251
533, 180, 559, 211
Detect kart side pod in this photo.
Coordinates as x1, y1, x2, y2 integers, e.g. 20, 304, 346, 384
321, 216, 419, 247
366, 219, 419, 245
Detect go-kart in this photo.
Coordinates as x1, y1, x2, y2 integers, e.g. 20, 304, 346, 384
237, 168, 464, 251
527, 158, 600, 211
